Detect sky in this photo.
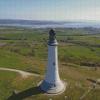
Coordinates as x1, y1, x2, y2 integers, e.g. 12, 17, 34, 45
0, 0, 100, 21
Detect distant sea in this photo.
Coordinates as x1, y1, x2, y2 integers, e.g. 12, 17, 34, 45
0, 22, 100, 28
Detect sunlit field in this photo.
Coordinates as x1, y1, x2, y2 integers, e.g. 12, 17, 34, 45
0, 26, 100, 100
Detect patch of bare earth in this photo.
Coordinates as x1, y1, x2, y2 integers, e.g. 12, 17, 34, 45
0, 43, 7, 46
0, 27, 6, 29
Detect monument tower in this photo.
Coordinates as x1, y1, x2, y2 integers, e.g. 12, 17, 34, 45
39, 29, 65, 94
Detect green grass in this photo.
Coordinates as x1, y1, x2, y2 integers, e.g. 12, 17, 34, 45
0, 26, 100, 100
58, 44, 100, 65
0, 70, 42, 100
91, 47, 100, 54
0, 68, 100, 100
0, 70, 18, 100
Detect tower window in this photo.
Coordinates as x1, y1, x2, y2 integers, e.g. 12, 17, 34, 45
53, 62, 55, 65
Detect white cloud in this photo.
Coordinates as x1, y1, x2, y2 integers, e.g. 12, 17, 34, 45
0, 14, 3, 16
57, 7, 100, 21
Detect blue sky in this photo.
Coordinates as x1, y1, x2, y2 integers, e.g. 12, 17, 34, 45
0, 0, 100, 21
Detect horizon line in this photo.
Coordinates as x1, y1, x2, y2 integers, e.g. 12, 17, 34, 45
1, 18, 100, 23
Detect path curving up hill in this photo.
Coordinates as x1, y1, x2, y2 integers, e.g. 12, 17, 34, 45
0, 68, 40, 78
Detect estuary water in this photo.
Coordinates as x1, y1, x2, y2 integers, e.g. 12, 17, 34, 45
0, 22, 100, 28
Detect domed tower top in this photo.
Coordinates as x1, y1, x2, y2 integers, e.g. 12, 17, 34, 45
48, 29, 58, 46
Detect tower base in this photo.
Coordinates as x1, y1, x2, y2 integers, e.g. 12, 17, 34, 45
39, 80, 66, 94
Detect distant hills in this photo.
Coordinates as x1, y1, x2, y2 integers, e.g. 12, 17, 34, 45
0, 19, 72, 25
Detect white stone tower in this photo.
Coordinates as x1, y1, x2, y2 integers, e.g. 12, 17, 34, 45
39, 29, 64, 94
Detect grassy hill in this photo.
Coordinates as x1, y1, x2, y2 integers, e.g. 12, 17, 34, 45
0, 26, 100, 100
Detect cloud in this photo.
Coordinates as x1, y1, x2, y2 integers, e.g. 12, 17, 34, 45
57, 6, 100, 21
0, 14, 3, 16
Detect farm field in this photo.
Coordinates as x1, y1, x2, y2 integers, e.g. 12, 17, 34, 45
0, 26, 100, 100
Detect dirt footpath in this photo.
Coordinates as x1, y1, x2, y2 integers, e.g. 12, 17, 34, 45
0, 68, 40, 78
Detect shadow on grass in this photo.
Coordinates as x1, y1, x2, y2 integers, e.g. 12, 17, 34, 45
7, 86, 44, 100
87, 79, 100, 85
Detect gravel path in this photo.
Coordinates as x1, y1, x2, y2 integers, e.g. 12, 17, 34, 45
0, 68, 40, 78
0, 43, 7, 46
